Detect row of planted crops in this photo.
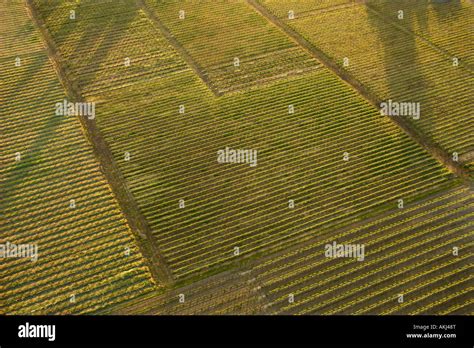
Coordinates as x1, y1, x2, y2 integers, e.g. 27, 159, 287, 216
252, 186, 473, 314
259, 0, 474, 169
25, 0, 472, 316
1, 1, 156, 314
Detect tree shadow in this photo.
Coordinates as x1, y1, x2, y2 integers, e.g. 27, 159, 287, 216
56, 1, 138, 93
2, 79, 66, 213
432, 0, 462, 21
3, 0, 139, 212
365, 0, 430, 132
32, 0, 139, 94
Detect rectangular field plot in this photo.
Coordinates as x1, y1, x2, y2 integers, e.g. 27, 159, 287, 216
143, 0, 321, 94
1, 2, 156, 314
94, 67, 455, 280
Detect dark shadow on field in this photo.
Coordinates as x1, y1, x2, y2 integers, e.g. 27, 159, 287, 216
2, 53, 47, 105
365, 0, 430, 134
2, 3, 67, 212
67, 3, 137, 90
430, 0, 466, 61
432, 0, 462, 20
1, 79, 66, 213
33, 0, 138, 94
0, 1, 137, 210
365, 0, 467, 152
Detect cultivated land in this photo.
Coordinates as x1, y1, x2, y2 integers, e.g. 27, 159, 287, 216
2, 0, 473, 315
258, 0, 474, 171
1, 1, 156, 314
95, 68, 457, 281
143, 0, 321, 94
106, 186, 474, 315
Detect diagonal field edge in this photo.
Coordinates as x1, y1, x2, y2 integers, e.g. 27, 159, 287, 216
137, 0, 222, 97
247, 0, 472, 185
25, 0, 175, 285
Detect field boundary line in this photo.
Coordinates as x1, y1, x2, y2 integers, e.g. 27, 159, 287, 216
137, 0, 222, 97
247, 0, 472, 184
25, 0, 174, 285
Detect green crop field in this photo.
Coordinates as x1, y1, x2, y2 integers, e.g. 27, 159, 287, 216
1, 1, 156, 314
144, 0, 321, 94
94, 68, 456, 280
261, 0, 473, 171
2, 0, 472, 320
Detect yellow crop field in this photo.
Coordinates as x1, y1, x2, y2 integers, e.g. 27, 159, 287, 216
1, 1, 156, 314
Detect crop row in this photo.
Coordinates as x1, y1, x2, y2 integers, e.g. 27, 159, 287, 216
250, 187, 472, 314
144, 0, 320, 93
1, 2, 156, 314
273, 1, 473, 163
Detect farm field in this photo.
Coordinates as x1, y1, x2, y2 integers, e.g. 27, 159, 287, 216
93, 68, 457, 281
31, 0, 464, 282
2, 0, 472, 317
143, 0, 321, 94
252, 186, 473, 315
258, 0, 474, 170
1, 1, 156, 314
106, 185, 473, 315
